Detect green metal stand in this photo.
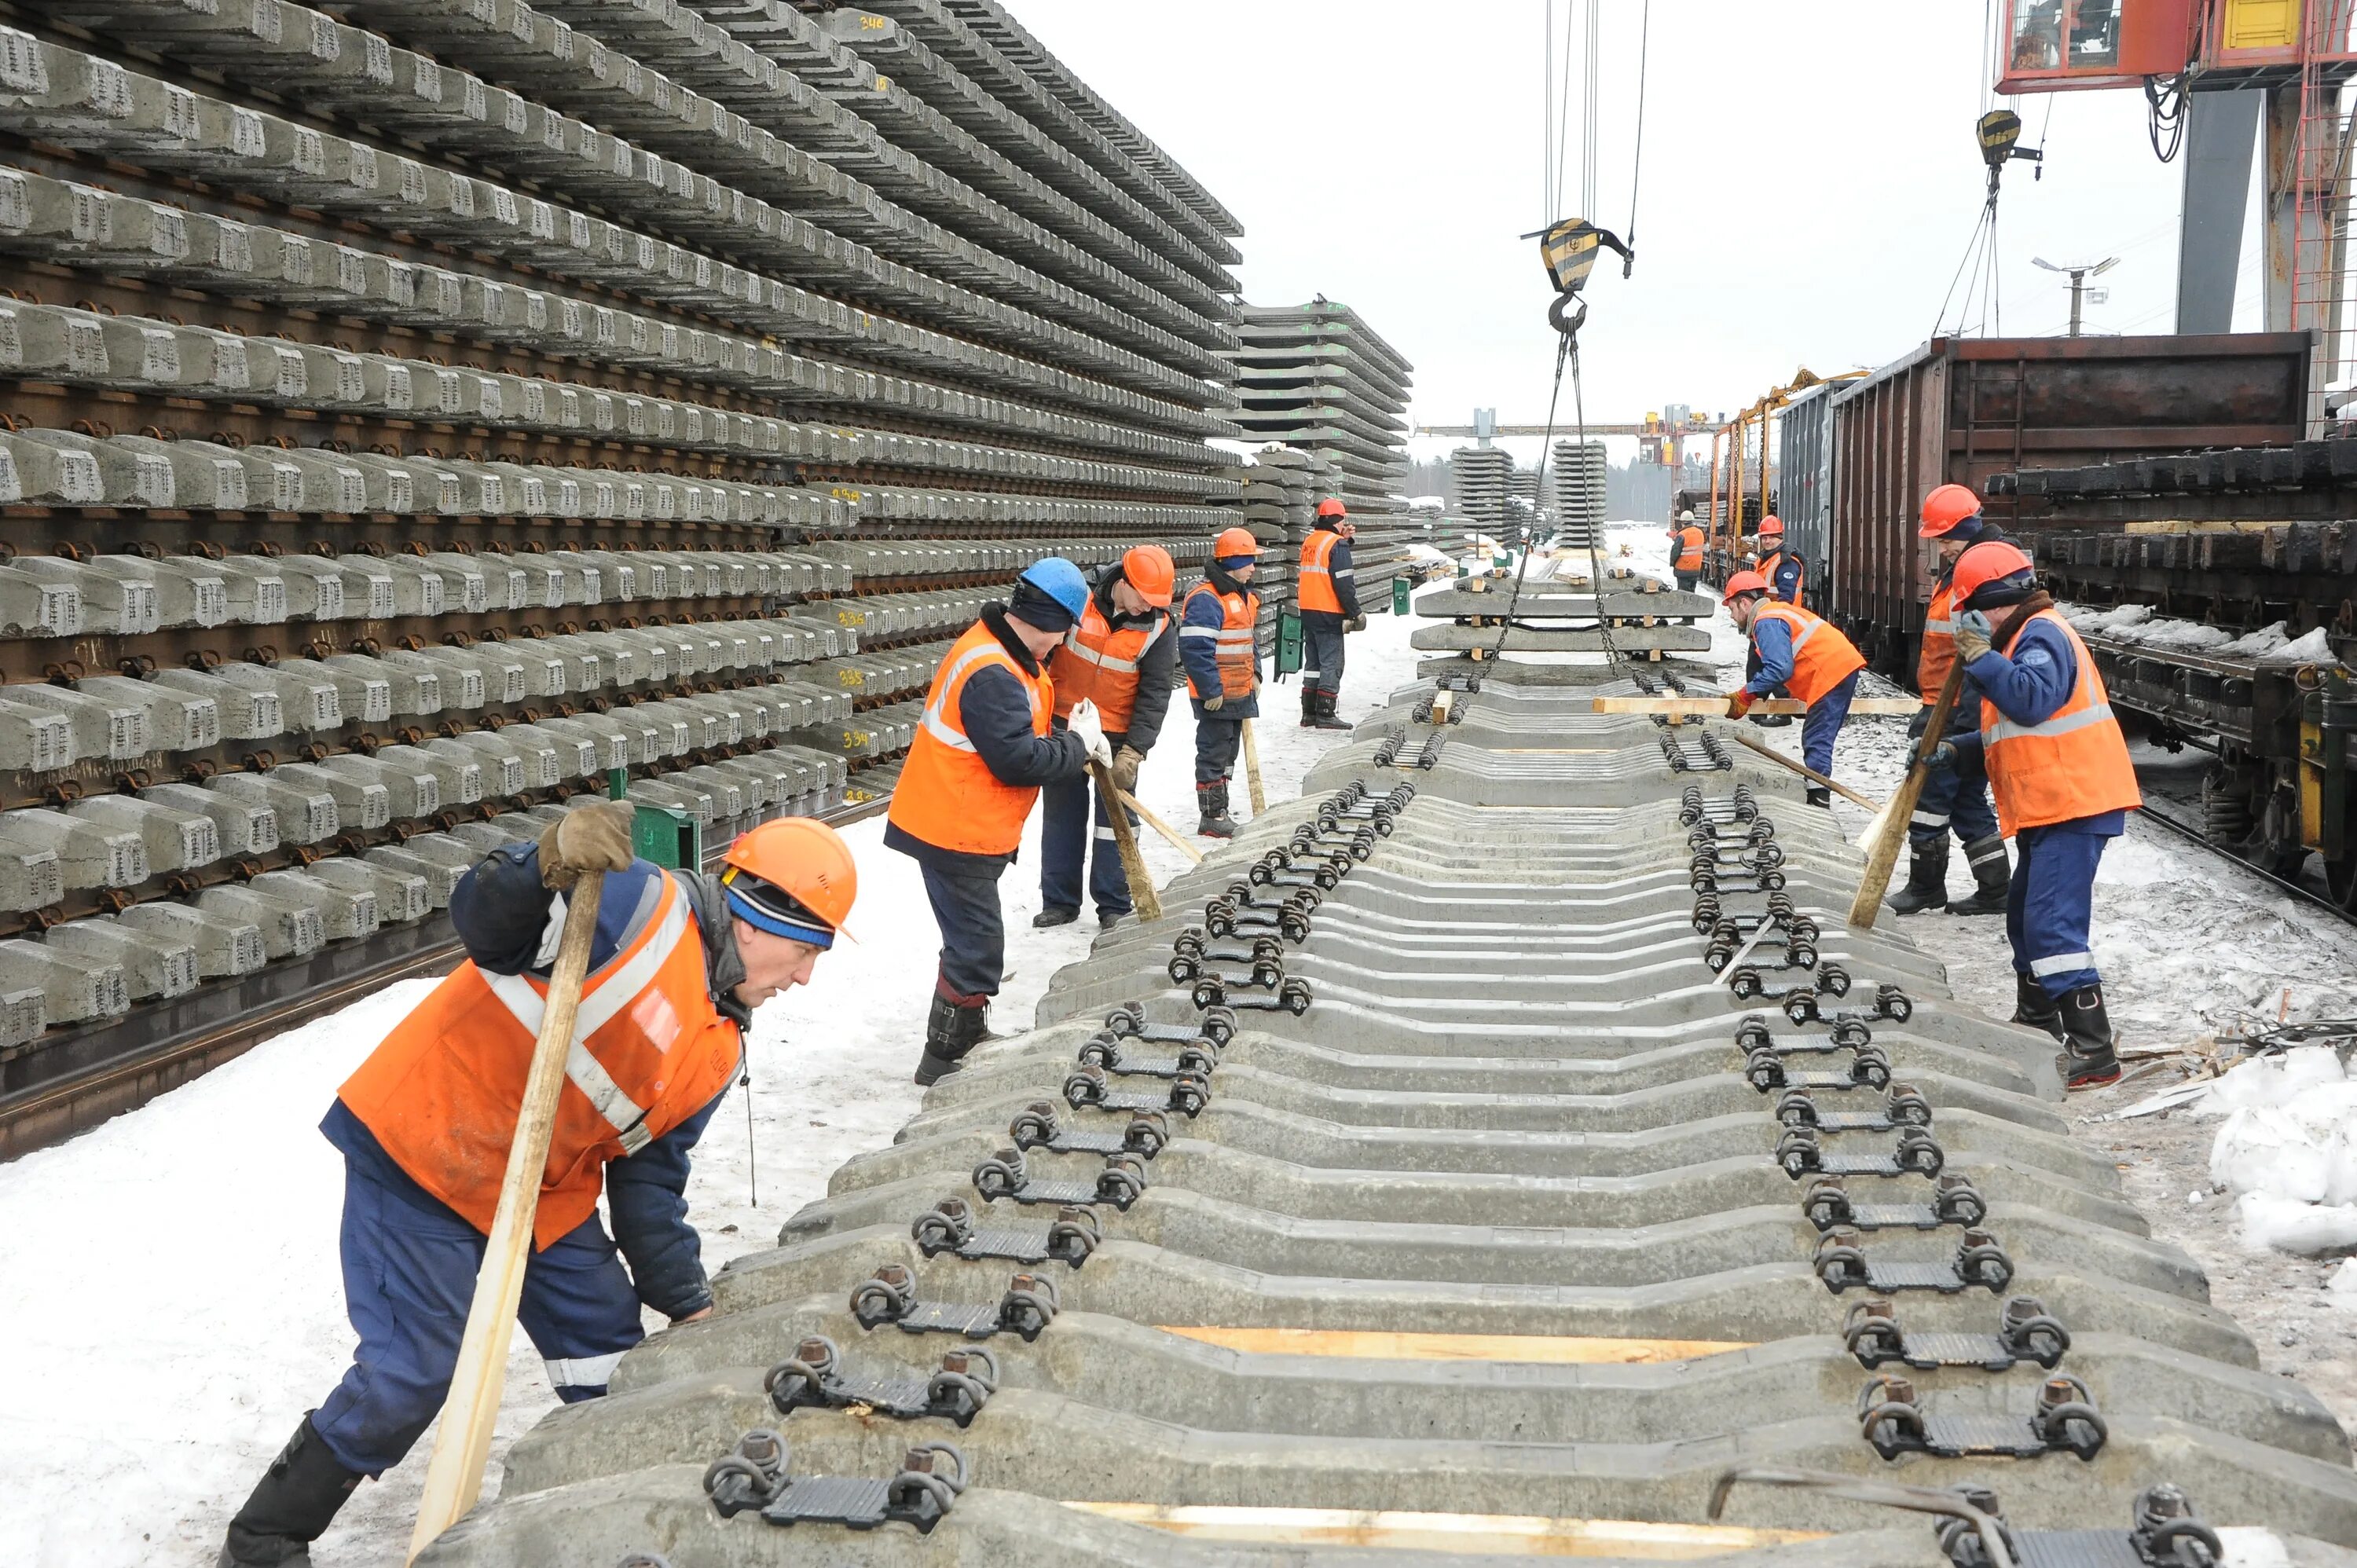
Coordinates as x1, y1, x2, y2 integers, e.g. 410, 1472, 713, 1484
609, 768, 701, 870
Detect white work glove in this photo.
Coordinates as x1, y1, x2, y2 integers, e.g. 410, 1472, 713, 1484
1953, 607, 1994, 664
1065, 699, 1113, 769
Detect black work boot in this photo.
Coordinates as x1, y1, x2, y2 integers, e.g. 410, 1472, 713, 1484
1031, 906, 1079, 929
1886, 840, 1949, 916
1196, 781, 1235, 838
1948, 834, 2011, 916
915, 989, 990, 1086
1098, 909, 1127, 931
1299, 687, 1321, 729
2057, 982, 2123, 1090
1805, 785, 1832, 809
1305, 691, 1350, 731
218, 1415, 361, 1567
2011, 973, 2065, 1042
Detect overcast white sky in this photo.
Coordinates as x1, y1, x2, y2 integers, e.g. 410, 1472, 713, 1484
1012, 1, 2258, 467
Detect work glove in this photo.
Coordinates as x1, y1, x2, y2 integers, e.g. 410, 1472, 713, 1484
1200, 694, 1225, 713
1725, 690, 1755, 720
538, 798, 637, 889
1345, 614, 1368, 633
1066, 698, 1114, 769
1926, 741, 1959, 772
1905, 706, 1930, 741
1109, 745, 1145, 796
1952, 608, 1994, 664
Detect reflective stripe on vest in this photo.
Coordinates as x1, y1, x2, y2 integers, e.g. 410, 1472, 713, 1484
1299, 530, 1342, 614
482, 885, 694, 1155
1918, 580, 1957, 705
1978, 609, 2143, 834
889, 620, 1055, 856
1050, 600, 1167, 730
1183, 583, 1259, 700
1752, 602, 1864, 708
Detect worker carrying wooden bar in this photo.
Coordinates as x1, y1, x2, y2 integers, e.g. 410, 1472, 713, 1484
889, 557, 1111, 1086
1926, 540, 2143, 1090
215, 808, 858, 1566
1297, 497, 1365, 731
1722, 570, 1867, 808
1182, 527, 1264, 838
1036, 546, 1179, 932
1890, 483, 2014, 919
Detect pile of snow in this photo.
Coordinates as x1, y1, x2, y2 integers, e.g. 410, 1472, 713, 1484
2217, 621, 2293, 658
2260, 625, 2339, 665
2201, 1047, 2357, 1257
2065, 603, 2156, 635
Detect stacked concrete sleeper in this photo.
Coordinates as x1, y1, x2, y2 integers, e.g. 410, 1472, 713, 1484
0, 0, 1242, 1048
416, 567, 2357, 1563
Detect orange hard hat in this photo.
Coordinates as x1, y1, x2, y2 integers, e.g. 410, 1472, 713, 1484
1949, 540, 2036, 610
1316, 497, 1347, 519
1721, 570, 1770, 604
1919, 483, 1982, 538
721, 816, 858, 944
1120, 544, 1175, 606
1212, 526, 1259, 561
1756, 515, 1784, 537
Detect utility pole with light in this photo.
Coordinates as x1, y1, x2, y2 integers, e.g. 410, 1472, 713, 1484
2033, 255, 2119, 337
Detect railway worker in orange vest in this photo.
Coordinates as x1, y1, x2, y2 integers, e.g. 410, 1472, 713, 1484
1670, 508, 1706, 592
888, 557, 1109, 1086
1891, 483, 2011, 918
1723, 570, 1867, 808
1754, 515, 1805, 605
1034, 546, 1178, 931
1298, 497, 1365, 731
1928, 540, 2142, 1088
1182, 526, 1264, 837
217, 808, 856, 1567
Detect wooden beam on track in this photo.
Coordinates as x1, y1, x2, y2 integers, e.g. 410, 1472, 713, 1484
1064, 1501, 1824, 1556
1157, 1326, 1751, 1363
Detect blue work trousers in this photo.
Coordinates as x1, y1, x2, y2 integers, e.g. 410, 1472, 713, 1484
2008, 822, 2112, 998
1912, 748, 2000, 850
1194, 712, 1244, 786
1039, 761, 1136, 918
1300, 610, 1347, 700
313, 1159, 643, 1477
1801, 671, 1860, 779
921, 859, 1008, 1000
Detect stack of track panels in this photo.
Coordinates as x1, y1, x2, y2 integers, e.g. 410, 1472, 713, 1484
1547, 436, 1607, 546
1451, 442, 1513, 529
1225, 300, 1415, 608
423, 619, 2357, 1566
0, 0, 1242, 1098
1409, 555, 1718, 669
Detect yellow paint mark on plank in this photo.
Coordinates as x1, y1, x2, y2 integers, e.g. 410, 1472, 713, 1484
1064, 1502, 1823, 1558
1156, 1326, 1750, 1364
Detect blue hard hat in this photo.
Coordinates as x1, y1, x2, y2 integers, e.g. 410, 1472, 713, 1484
1018, 556, 1090, 622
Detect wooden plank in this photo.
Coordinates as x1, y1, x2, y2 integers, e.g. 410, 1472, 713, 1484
1064, 1502, 1824, 1558
1157, 1326, 1750, 1363
1587, 697, 1920, 717
406, 872, 605, 1563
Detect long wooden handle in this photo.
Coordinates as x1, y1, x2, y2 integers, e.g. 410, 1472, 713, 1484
1241, 719, 1266, 815
1847, 661, 1967, 931
1112, 784, 1205, 866
1728, 729, 1883, 811
407, 871, 605, 1563
1593, 696, 1921, 717
1091, 761, 1162, 923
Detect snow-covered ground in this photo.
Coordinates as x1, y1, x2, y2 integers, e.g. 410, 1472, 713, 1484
9, 529, 2355, 1565
0, 603, 1429, 1568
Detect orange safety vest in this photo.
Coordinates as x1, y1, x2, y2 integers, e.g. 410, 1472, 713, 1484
1182, 581, 1259, 701
1299, 529, 1344, 614
339, 871, 739, 1249
889, 619, 1054, 856
1673, 526, 1704, 573
1760, 548, 1805, 606
1050, 599, 1168, 731
1751, 601, 1865, 708
1918, 577, 1957, 706
1979, 608, 2143, 836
